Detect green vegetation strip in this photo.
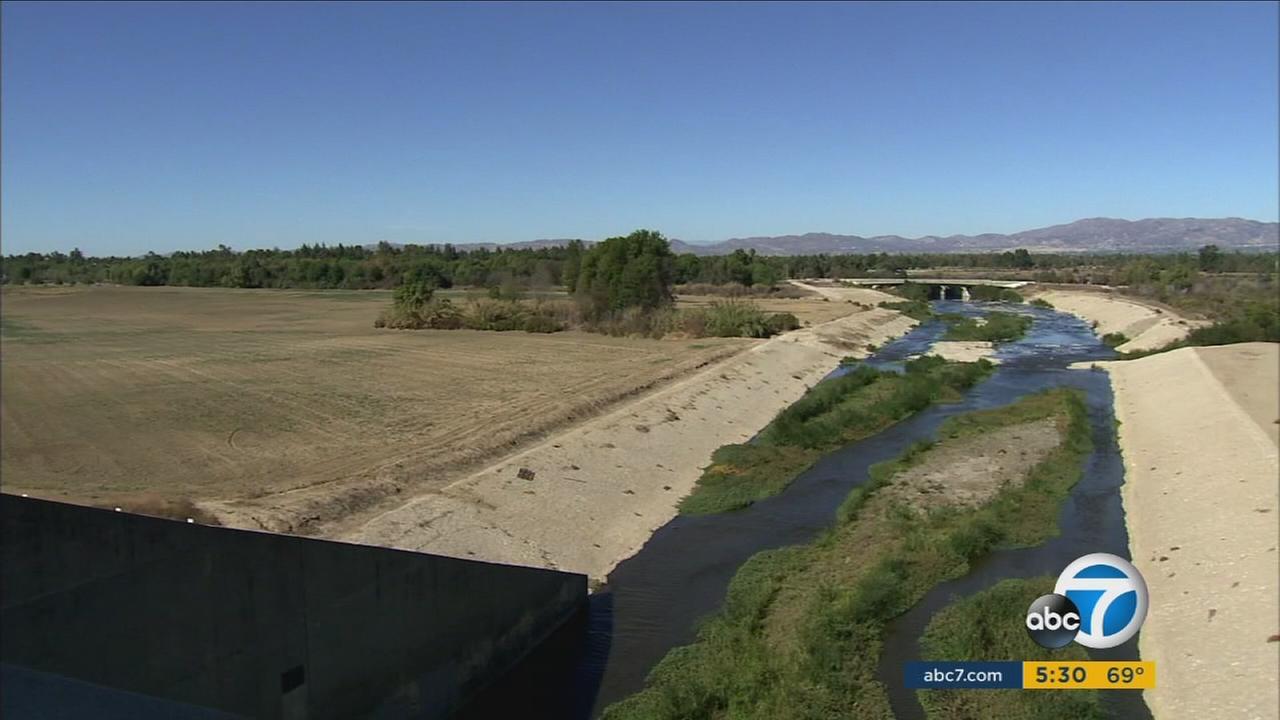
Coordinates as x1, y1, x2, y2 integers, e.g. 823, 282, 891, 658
966, 285, 1026, 303
1101, 332, 1129, 348
679, 357, 993, 515
878, 299, 934, 321
1119, 300, 1280, 358
941, 311, 1033, 343
604, 388, 1092, 720
920, 577, 1100, 720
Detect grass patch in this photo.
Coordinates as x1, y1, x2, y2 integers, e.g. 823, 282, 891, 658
1029, 297, 1054, 309
1101, 332, 1128, 348
942, 311, 1032, 343
919, 577, 1101, 719
879, 299, 934, 321
679, 357, 993, 515
605, 388, 1093, 720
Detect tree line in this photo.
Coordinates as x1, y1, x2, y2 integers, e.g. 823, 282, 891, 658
3, 238, 1275, 291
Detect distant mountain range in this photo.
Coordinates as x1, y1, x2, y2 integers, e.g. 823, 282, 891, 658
402, 218, 1278, 256
666, 218, 1278, 256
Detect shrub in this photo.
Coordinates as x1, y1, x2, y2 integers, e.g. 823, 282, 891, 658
464, 298, 528, 331
1100, 332, 1128, 348
1029, 297, 1054, 308
679, 309, 709, 338
522, 315, 563, 333
375, 298, 464, 329
704, 300, 772, 338
586, 306, 678, 339
1185, 303, 1280, 345
393, 280, 434, 311
879, 299, 934, 320
943, 311, 1032, 342
765, 312, 800, 334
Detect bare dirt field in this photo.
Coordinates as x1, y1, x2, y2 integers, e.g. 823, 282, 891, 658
2, 284, 757, 520
923, 340, 999, 363
0, 286, 752, 529
1094, 343, 1279, 720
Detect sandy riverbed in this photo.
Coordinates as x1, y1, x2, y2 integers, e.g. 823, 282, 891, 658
1092, 343, 1279, 719
1030, 288, 1205, 352
346, 285, 916, 581
923, 340, 999, 363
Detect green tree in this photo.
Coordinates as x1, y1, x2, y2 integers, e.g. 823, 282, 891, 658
1010, 248, 1034, 269
1198, 244, 1223, 272
393, 280, 435, 313
750, 260, 780, 288
574, 229, 675, 314
562, 239, 584, 292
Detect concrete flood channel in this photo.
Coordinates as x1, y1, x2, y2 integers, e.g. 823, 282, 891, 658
460, 301, 1153, 719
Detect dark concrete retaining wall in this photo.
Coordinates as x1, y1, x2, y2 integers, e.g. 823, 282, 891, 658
0, 495, 586, 719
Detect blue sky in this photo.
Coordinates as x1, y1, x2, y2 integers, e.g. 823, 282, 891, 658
2, 1, 1277, 256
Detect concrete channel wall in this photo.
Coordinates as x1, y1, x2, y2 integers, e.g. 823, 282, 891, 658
0, 495, 586, 719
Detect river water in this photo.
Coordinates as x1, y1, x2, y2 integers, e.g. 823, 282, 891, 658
459, 301, 1151, 720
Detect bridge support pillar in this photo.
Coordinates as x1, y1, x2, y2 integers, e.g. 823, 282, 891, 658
961, 286, 971, 302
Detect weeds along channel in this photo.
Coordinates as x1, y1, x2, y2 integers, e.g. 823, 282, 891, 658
604, 389, 1092, 720
679, 356, 995, 515
918, 576, 1099, 719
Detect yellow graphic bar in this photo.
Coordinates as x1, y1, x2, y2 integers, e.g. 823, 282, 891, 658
1022, 661, 1156, 690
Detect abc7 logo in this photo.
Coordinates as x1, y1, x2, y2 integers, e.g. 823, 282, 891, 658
1026, 553, 1148, 649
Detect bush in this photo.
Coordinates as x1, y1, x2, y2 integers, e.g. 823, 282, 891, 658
942, 311, 1032, 342
522, 315, 563, 333
765, 312, 801, 334
393, 280, 434, 311
879, 299, 933, 320
586, 306, 679, 339
1101, 332, 1128, 348
464, 298, 528, 331
1185, 302, 1280, 345
1029, 297, 1054, 309
375, 298, 464, 329
704, 300, 771, 338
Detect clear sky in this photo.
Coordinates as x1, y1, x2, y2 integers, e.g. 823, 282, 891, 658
2, 1, 1277, 256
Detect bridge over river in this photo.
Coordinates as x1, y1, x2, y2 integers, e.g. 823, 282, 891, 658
831, 277, 1032, 300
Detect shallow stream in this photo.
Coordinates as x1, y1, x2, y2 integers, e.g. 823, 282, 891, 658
459, 301, 1151, 720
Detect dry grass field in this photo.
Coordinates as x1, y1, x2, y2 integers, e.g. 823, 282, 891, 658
0, 285, 752, 529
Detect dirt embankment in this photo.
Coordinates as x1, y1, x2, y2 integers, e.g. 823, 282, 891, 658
1028, 288, 1206, 352
345, 285, 917, 581
1094, 343, 1279, 719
